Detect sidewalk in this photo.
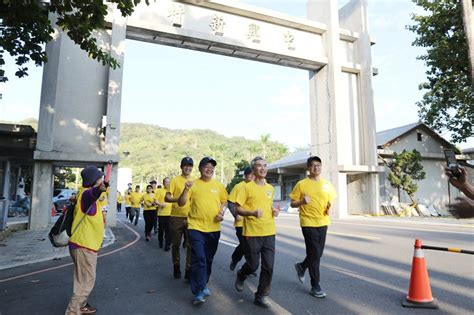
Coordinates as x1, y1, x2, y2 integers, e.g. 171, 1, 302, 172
0, 226, 115, 271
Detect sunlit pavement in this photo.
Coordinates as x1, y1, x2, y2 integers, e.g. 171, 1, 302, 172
1, 212, 473, 314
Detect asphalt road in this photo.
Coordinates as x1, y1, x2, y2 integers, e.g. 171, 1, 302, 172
1, 213, 473, 315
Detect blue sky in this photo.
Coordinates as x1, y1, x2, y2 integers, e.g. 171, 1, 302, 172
0, 0, 472, 150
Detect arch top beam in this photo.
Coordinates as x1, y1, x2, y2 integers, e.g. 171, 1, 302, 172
105, 0, 364, 71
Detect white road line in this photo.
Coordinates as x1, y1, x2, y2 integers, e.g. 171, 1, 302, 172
219, 239, 237, 248
334, 221, 474, 235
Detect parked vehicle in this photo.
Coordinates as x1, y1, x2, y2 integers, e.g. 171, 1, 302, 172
52, 189, 76, 213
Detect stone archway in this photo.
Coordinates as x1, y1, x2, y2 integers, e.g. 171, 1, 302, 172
30, 0, 380, 229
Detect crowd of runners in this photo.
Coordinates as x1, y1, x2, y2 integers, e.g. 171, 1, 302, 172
65, 154, 336, 314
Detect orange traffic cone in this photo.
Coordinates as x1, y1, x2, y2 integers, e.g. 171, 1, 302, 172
402, 239, 438, 309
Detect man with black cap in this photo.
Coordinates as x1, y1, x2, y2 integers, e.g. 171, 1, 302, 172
178, 157, 228, 305
227, 166, 255, 272
290, 155, 336, 298
165, 156, 196, 279
66, 165, 107, 315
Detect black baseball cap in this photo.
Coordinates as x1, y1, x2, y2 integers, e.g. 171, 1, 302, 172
243, 167, 252, 175
180, 156, 194, 166
199, 156, 217, 168
149, 180, 157, 184
307, 155, 322, 166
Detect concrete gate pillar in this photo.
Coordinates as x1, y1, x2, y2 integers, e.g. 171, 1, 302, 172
307, 0, 380, 217
31, 12, 125, 229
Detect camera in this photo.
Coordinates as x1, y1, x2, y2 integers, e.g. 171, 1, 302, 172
444, 149, 461, 178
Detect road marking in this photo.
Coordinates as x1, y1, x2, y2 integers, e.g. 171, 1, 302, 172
334, 221, 474, 235
0, 221, 140, 283
276, 224, 381, 240
219, 239, 237, 248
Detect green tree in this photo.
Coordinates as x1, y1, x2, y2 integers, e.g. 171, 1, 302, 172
260, 133, 271, 159
0, 0, 148, 82
53, 167, 76, 189
407, 0, 473, 143
385, 150, 426, 205
226, 160, 250, 193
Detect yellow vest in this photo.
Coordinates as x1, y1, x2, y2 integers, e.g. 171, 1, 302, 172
69, 188, 105, 252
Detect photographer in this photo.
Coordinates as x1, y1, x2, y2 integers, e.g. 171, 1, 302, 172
445, 166, 474, 218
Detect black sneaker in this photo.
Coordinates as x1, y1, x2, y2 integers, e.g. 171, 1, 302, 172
310, 284, 326, 298
294, 262, 305, 284
235, 273, 245, 292
173, 265, 181, 279
159, 242, 163, 248
229, 260, 237, 271
164, 246, 170, 252
254, 296, 271, 308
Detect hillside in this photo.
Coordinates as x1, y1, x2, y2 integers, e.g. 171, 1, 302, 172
6, 119, 288, 184
119, 122, 288, 184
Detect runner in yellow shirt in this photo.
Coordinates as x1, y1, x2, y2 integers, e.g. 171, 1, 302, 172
124, 187, 132, 221
227, 167, 254, 271
129, 185, 142, 225
142, 184, 158, 241
117, 190, 123, 213
290, 155, 336, 298
165, 156, 196, 280
177, 157, 228, 305
234, 157, 280, 308
156, 177, 172, 251
150, 180, 159, 234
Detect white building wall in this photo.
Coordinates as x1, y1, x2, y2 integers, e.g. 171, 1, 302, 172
387, 128, 451, 154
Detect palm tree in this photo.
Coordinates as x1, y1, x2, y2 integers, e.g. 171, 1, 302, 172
260, 133, 271, 159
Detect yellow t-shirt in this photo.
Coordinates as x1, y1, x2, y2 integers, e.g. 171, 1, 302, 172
187, 179, 228, 232
130, 191, 143, 208
235, 181, 275, 237
124, 190, 131, 206
289, 177, 337, 227
117, 192, 124, 203
142, 192, 157, 211
228, 181, 246, 228
155, 188, 172, 216
169, 175, 197, 217
98, 191, 108, 211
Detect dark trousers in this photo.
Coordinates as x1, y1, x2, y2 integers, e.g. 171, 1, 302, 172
169, 216, 191, 270
238, 235, 275, 298
143, 210, 156, 236
158, 216, 171, 247
130, 208, 139, 224
188, 230, 220, 295
300, 226, 328, 287
117, 203, 122, 212
231, 227, 245, 264
125, 206, 131, 219
153, 210, 158, 231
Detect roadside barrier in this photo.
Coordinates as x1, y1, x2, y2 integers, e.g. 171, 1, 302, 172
421, 244, 474, 255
